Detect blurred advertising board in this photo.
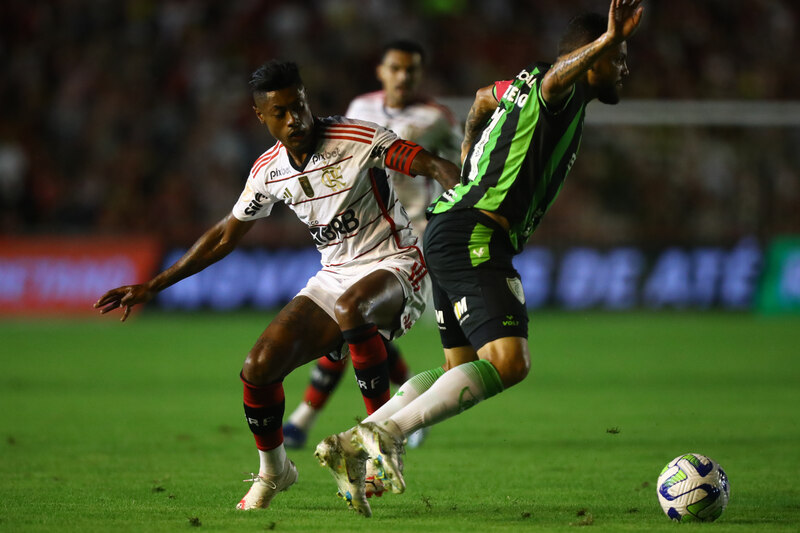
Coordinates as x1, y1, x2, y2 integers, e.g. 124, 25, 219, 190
755, 237, 800, 314
156, 237, 762, 312
519, 237, 761, 311
0, 237, 161, 316
157, 247, 321, 311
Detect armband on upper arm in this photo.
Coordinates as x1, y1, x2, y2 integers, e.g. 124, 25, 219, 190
384, 140, 424, 176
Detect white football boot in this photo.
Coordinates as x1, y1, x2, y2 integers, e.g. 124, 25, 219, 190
236, 456, 298, 510
353, 422, 406, 494
314, 431, 372, 517
364, 459, 387, 498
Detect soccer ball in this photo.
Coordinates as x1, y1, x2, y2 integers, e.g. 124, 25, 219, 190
656, 453, 730, 522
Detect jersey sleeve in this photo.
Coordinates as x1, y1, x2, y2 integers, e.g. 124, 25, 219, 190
363, 123, 425, 176
537, 81, 577, 115
535, 63, 581, 116
364, 124, 400, 168
231, 173, 277, 221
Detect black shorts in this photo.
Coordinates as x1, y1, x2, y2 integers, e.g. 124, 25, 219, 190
422, 209, 529, 350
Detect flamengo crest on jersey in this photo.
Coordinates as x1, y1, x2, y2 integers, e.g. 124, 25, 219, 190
232, 116, 418, 268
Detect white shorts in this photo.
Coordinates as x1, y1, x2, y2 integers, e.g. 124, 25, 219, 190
298, 248, 430, 340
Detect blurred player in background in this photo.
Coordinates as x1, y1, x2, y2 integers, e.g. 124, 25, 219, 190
283, 40, 461, 450
94, 60, 459, 514
317, 0, 645, 516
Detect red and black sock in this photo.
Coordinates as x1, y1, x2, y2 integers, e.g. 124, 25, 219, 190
241, 372, 285, 451
302, 356, 348, 410
344, 323, 389, 415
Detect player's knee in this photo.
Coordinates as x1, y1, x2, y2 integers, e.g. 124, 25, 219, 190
495, 353, 530, 388
333, 292, 365, 325
241, 340, 283, 384
479, 338, 531, 389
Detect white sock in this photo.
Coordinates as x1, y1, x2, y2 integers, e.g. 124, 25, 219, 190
287, 402, 318, 431
363, 367, 445, 424
388, 360, 504, 437
258, 444, 287, 477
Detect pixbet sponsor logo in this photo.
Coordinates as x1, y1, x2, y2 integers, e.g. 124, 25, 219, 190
311, 147, 343, 165
269, 167, 292, 179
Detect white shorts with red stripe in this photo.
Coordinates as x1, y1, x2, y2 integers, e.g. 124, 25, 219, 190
298, 248, 430, 340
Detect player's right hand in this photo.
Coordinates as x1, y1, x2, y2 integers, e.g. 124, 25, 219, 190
607, 0, 644, 43
93, 284, 155, 322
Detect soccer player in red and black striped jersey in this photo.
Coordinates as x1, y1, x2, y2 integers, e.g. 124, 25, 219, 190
93, 60, 459, 514
317, 0, 644, 515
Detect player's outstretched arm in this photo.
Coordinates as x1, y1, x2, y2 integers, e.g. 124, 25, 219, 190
94, 214, 254, 321
461, 84, 498, 164
541, 0, 643, 106
409, 149, 461, 191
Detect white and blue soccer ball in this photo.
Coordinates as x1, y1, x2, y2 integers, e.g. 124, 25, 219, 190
656, 453, 730, 522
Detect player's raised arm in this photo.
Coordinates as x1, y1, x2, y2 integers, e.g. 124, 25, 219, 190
541, 0, 643, 107
94, 214, 254, 321
461, 84, 499, 164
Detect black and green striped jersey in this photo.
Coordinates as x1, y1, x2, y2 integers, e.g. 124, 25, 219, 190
428, 62, 587, 252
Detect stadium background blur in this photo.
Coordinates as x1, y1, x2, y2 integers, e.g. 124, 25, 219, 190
3, 6, 799, 530
1, 0, 799, 313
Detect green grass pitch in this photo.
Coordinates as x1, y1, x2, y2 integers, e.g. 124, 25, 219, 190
1, 311, 799, 531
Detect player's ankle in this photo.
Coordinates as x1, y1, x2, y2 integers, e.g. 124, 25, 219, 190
379, 419, 403, 440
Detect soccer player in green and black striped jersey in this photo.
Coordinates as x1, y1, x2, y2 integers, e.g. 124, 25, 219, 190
315, 0, 644, 515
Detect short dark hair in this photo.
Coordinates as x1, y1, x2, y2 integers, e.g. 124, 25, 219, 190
557, 13, 607, 56
381, 39, 426, 63
249, 60, 302, 93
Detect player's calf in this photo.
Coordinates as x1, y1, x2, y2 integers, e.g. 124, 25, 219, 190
343, 324, 391, 414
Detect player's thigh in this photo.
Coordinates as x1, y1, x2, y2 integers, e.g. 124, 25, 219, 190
243, 296, 342, 383
431, 274, 472, 349
334, 268, 405, 330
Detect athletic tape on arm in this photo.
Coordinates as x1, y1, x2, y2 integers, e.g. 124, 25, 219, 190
384, 140, 424, 176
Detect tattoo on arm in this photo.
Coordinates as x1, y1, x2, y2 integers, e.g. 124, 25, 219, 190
543, 33, 611, 104
461, 87, 498, 161
550, 44, 601, 87
463, 106, 490, 150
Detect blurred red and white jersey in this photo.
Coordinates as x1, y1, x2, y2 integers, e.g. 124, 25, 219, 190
346, 91, 461, 236
232, 117, 419, 268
